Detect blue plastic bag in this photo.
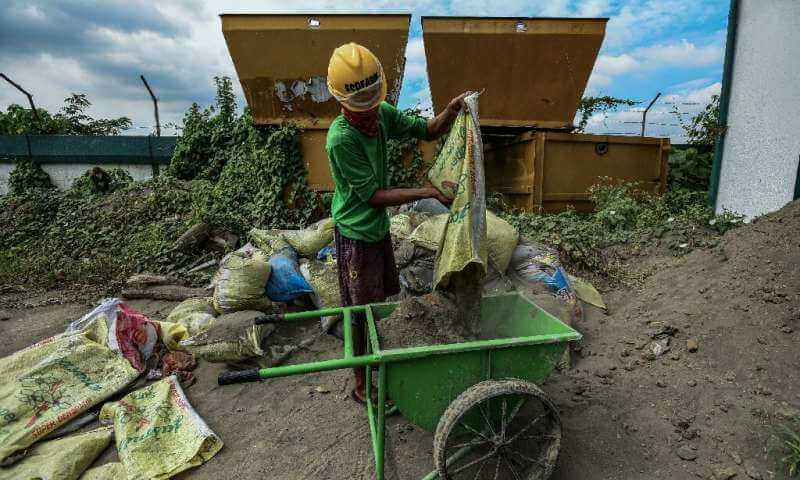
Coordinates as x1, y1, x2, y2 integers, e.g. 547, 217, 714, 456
317, 244, 336, 261
266, 248, 313, 302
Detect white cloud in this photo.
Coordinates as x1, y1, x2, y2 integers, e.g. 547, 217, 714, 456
634, 39, 723, 68
583, 81, 721, 141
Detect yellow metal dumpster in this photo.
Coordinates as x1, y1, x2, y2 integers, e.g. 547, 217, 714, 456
422, 16, 670, 212
221, 13, 436, 191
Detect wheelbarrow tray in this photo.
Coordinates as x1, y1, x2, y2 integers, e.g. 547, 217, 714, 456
371, 293, 581, 432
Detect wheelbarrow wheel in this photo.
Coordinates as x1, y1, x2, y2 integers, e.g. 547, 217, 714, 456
433, 379, 561, 480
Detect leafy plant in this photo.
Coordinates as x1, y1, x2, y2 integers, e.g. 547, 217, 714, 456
0, 176, 199, 290
782, 426, 800, 477
668, 147, 713, 191
7, 159, 54, 196
498, 180, 743, 282
0, 94, 131, 135
68, 167, 134, 197
675, 94, 721, 146
575, 96, 638, 133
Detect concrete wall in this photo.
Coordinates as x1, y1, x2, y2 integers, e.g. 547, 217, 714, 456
716, 0, 800, 218
0, 163, 155, 195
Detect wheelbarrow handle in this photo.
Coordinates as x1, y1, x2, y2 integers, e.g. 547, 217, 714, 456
218, 368, 262, 385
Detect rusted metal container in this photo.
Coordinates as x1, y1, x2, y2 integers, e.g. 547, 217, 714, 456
221, 14, 411, 128
484, 131, 670, 212
422, 17, 607, 129
423, 16, 670, 211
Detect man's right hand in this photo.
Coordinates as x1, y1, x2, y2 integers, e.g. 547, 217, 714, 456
426, 186, 453, 207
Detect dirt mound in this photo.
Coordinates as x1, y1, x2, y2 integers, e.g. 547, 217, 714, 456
548, 199, 800, 479
378, 291, 476, 349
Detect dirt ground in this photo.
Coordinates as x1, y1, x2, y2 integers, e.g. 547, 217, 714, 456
1, 201, 798, 479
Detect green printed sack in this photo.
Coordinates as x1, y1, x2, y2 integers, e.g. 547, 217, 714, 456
213, 245, 272, 314
0, 426, 113, 480
165, 297, 217, 335
425, 93, 487, 289
99, 376, 223, 480
0, 317, 140, 463
79, 462, 126, 480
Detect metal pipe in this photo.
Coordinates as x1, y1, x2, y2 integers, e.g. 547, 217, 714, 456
139, 75, 161, 136
375, 363, 386, 480
709, 0, 740, 209
641, 92, 661, 136
420, 446, 474, 480
366, 306, 381, 354
342, 309, 353, 358
1, 73, 39, 123
256, 354, 380, 380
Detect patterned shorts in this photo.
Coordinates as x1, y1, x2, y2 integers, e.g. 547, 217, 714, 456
335, 229, 400, 308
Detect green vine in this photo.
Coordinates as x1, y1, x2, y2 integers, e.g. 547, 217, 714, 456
575, 96, 638, 132
167, 76, 320, 236
7, 159, 54, 196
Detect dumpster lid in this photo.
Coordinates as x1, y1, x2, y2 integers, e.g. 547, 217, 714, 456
422, 16, 607, 129
221, 13, 411, 128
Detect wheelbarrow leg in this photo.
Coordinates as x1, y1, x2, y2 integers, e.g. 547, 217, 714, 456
365, 358, 387, 479
376, 363, 386, 480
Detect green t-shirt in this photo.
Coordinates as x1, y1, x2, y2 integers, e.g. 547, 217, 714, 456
326, 102, 428, 242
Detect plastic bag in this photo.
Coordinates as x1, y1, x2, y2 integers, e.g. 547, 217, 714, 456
0, 426, 113, 480
0, 311, 140, 462
99, 376, 223, 480
266, 248, 313, 302
213, 244, 272, 314
509, 238, 583, 321
280, 218, 335, 258
179, 310, 273, 364
165, 297, 217, 336
316, 244, 336, 261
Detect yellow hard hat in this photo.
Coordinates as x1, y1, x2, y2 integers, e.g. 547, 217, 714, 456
327, 43, 387, 112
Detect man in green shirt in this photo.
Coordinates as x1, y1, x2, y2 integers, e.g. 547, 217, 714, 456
326, 42, 468, 404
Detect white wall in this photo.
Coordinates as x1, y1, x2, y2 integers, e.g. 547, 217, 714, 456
0, 163, 155, 195
716, 0, 800, 218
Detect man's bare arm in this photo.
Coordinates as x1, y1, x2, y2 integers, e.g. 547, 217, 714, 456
368, 186, 451, 208
425, 91, 471, 141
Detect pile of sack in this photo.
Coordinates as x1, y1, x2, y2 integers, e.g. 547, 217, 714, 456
0, 299, 222, 479
392, 199, 606, 325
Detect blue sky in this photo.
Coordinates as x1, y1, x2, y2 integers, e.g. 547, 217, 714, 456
0, 1, 730, 141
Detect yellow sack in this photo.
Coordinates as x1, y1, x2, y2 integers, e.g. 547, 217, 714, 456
165, 297, 217, 335
153, 321, 190, 352
99, 376, 223, 480
80, 462, 126, 480
298, 258, 342, 332
179, 310, 272, 364
248, 229, 291, 256
0, 426, 113, 480
213, 245, 272, 314
0, 317, 140, 462
426, 93, 492, 288
408, 211, 517, 274
484, 212, 519, 273
281, 218, 335, 258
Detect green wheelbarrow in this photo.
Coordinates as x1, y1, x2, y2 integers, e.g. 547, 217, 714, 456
218, 293, 581, 480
